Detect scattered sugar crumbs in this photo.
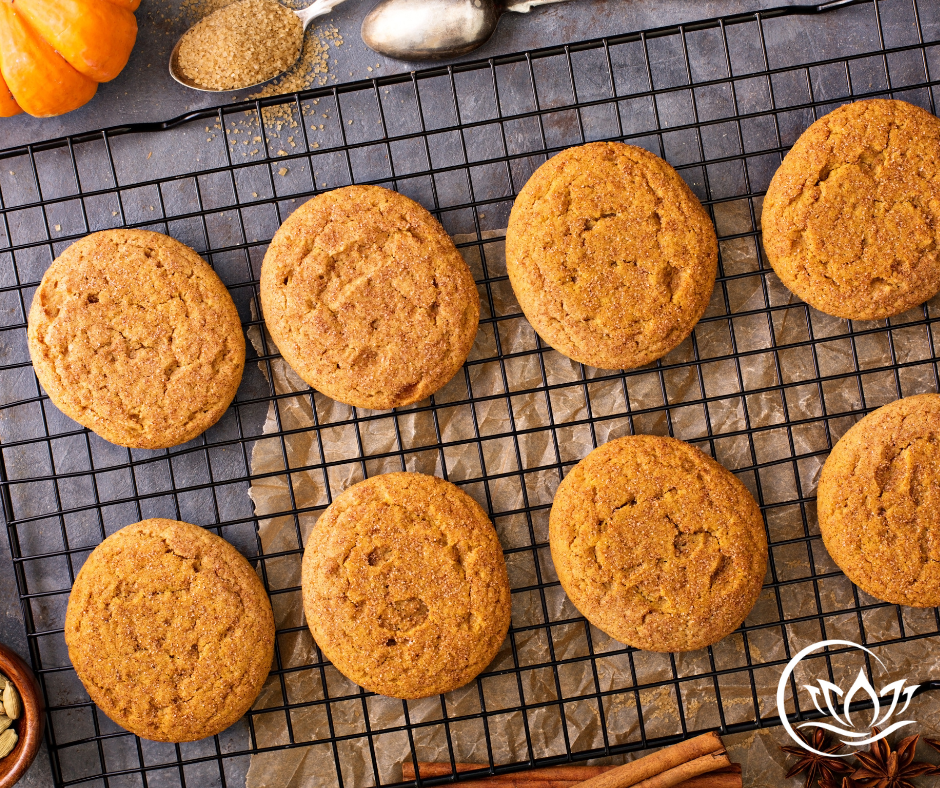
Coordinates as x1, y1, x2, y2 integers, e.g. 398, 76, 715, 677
252, 23, 342, 98
215, 21, 343, 160
149, 0, 350, 160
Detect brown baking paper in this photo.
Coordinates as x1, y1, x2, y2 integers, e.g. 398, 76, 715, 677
243, 225, 940, 787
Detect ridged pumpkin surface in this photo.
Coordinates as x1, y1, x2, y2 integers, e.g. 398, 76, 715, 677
0, 44, 20, 117
0, 0, 139, 118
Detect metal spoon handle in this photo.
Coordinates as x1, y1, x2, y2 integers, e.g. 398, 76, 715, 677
504, 0, 569, 12
295, 0, 347, 29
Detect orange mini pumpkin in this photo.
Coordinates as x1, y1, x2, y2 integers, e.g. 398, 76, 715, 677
0, 0, 140, 118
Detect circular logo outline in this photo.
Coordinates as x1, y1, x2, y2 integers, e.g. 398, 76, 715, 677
776, 639, 889, 757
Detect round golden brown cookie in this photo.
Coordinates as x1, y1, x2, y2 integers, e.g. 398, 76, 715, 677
549, 435, 767, 652
302, 472, 510, 698
761, 99, 940, 320
260, 186, 480, 410
505, 142, 718, 370
27, 229, 245, 449
817, 393, 940, 607
65, 518, 274, 742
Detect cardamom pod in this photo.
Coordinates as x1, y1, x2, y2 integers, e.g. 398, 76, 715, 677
0, 728, 16, 759
2, 683, 20, 720
0, 715, 10, 734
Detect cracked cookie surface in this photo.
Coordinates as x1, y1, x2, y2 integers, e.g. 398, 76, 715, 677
302, 472, 510, 698
818, 393, 940, 607
505, 142, 717, 370
65, 518, 274, 742
260, 186, 480, 410
549, 435, 767, 652
27, 229, 245, 449
761, 99, 940, 320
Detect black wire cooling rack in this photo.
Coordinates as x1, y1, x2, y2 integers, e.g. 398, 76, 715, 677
3, 0, 940, 785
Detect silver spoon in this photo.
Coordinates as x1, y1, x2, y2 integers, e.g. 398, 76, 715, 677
361, 0, 569, 61
169, 0, 347, 92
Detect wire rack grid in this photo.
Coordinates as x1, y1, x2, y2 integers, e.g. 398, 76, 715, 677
2, 0, 940, 785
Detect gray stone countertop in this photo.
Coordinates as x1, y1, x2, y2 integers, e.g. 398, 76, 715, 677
0, 0, 823, 149
0, 0, 831, 784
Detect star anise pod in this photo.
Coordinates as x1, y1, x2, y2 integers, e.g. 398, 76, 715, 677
781, 728, 854, 787
852, 728, 935, 787
922, 739, 940, 775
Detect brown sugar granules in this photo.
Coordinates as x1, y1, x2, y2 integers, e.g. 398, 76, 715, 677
249, 24, 339, 99
248, 23, 341, 126
177, 0, 303, 90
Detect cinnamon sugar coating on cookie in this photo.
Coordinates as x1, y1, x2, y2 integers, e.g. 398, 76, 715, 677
260, 186, 480, 410
818, 393, 940, 607
505, 142, 717, 370
761, 99, 940, 320
302, 473, 510, 698
27, 229, 245, 449
65, 519, 274, 742
549, 436, 767, 652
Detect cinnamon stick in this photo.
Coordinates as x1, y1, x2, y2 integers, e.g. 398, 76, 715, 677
399, 778, 737, 788
402, 763, 613, 781
401, 766, 741, 788
573, 732, 726, 788
631, 751, 732, 788
402, 732, 736, 788
408, 781, 558, 788
403, 763, 743, 783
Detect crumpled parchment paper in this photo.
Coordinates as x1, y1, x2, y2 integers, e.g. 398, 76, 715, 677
242, 229, 940, 788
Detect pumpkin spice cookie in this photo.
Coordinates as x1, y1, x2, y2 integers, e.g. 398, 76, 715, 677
65, 519, 274, 742
27, 229, 245, 449
260, 185, 480, 410
761, 99, 940, 320
818, 393, 940, 607
505, 142, 718, 370
549, 435, 767, 652
302, 472, 510, 698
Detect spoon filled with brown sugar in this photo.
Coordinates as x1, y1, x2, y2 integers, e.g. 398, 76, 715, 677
169, 0, 345, 92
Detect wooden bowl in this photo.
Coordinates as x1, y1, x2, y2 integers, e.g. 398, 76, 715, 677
0, 643, 44, 788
